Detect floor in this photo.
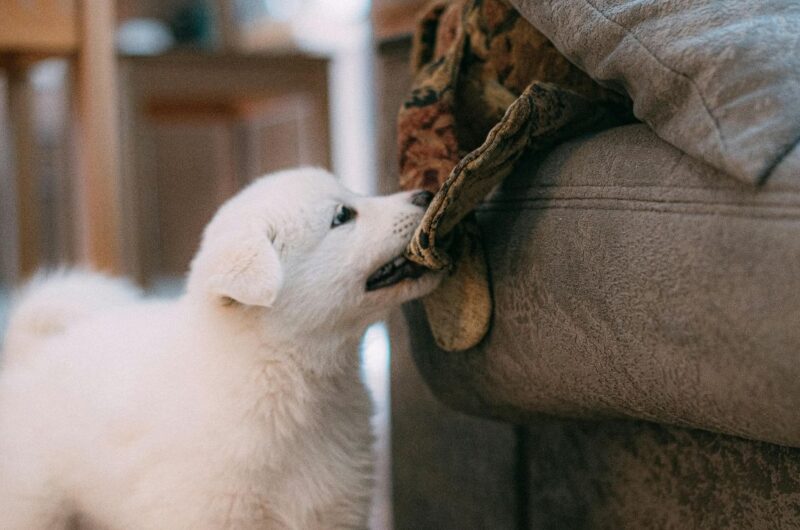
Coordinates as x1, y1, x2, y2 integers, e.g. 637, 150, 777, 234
0, 280, 393, 529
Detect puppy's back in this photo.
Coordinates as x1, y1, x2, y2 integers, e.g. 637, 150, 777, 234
2, 271, 141, 368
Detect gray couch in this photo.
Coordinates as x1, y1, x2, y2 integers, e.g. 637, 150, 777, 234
393, 123, 800, 528
390, 1, 800, 525
419, 123, 800, 447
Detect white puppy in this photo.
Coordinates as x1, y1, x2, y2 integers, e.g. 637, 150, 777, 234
0, 168, 440, 530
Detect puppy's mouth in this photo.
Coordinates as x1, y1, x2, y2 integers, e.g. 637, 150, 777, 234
366, 255, 427, 291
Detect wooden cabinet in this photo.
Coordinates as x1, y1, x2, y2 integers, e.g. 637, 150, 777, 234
119, 52, 330, 281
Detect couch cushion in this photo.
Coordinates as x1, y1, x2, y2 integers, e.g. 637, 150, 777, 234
407, 124, 800, 447
520, 419, 800, 528
509, 0, 800, 185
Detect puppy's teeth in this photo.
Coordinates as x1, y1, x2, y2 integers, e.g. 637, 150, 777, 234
367, 253, 428, 291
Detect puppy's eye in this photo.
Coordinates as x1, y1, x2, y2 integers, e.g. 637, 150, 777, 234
331, 204, 357, 228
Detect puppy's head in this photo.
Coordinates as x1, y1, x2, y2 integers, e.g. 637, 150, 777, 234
187, 168, 442, 333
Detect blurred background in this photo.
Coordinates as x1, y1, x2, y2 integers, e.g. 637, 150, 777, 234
0, 0, 426, 527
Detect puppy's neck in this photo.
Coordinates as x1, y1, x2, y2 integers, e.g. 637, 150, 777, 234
266, 325, 364, 378
188, 297, 367, 378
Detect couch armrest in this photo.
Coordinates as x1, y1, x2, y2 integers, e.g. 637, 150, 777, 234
408, 123, 800, 447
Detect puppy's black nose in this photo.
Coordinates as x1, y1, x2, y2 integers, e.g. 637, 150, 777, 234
411, 190, 434, 208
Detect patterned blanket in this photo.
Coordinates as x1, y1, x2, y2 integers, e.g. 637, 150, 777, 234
398, 0, 633, 350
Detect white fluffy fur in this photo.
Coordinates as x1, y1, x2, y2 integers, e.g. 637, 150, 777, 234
0, 168, 441, 529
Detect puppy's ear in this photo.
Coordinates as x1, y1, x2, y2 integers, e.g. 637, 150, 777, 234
203, 225, 283, 307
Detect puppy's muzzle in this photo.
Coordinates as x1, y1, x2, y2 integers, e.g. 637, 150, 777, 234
411, 190, 434, 208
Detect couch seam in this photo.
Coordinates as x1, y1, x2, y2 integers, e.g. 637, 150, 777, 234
488, 195, 800, 209
501, 184, 800, 194
579, 0, 730, 161
478, 202, 800, 221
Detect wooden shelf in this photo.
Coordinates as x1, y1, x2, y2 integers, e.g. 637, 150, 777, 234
0, 0, 79, 56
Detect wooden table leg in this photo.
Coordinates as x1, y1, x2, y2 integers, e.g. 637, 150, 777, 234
7, 64, 40, 279
70, 0, 123, 274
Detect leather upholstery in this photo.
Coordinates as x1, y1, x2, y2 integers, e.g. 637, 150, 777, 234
521, 418, 800, 528
409, 124, 800, 448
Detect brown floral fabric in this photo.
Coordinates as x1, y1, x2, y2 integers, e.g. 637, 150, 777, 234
398, 0, 633, 350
